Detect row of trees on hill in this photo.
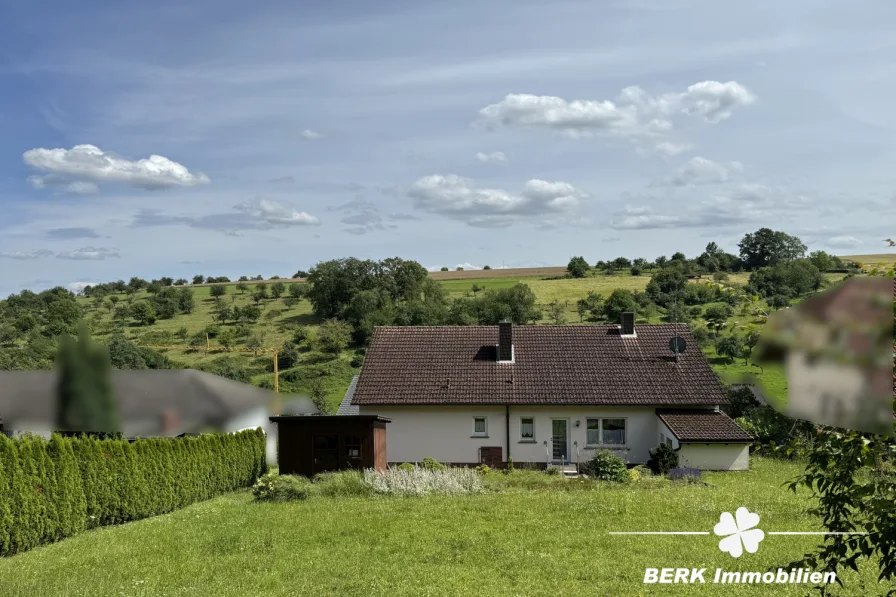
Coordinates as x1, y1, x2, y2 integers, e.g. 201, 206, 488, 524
79, 272, 310, 298
567, 228, 850, 279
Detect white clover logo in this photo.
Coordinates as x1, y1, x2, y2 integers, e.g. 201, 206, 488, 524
714, 507, 765, 558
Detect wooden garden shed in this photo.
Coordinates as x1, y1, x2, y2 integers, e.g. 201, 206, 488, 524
269, 414, 390, 477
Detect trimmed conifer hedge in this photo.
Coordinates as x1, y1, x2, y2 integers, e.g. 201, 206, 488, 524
0, 429, 266, 556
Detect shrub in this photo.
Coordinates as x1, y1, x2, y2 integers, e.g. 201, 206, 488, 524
668, 467, 702, 483
583, 449, 628, 482
397, 463, 416, 472
252, 473, 312, 502
545, 466, 563, 476
311, 471, 374, 498
362, 467, 483, 496
627, 467, 642, 483
350, 354, 364, 368
504, 456, 515, 475
647, 444, 679, 475
473, 464, 491, 475
420, 457, 446, 471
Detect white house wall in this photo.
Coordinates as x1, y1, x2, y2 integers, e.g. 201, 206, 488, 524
224, 407, 277, 465
360, 405, 666, 466
657, 419, 680, 449
678, 444, 749, 471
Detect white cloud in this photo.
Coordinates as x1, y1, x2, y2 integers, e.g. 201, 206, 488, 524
825, 235, 862, 249
23, 144, 210, 190
0, 249, 54, 260
662, 156, 742, 186
56, 246, 120, 260
475, 151, 508, 163
408, 174, 585, 227
476, 80, 755, 140
65, 181, 99, 194
67, 281, 93, 295
300, 129, 322, 139
233, 199, 321, 226
653, 141, 693, 157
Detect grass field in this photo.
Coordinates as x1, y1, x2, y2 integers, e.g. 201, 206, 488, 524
840, 253, 896, 267
0, 458, 882, 597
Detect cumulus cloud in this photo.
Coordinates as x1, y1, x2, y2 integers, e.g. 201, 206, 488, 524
44, 227, 101, 240
23, 144, 210, 191
653, 141, 693, 157
661, 157, 743, 186
475, 151, 507, 163
408, 174, 585, 227
825, 235, 862, 249
476, 81, 755, 142
300, 129, 322, 139
0, 249, 54, 260
66, 281, 93, 295
56, 247, 120, 260
131, 199, 320, 233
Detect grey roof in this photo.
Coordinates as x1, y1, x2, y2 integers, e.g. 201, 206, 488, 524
337, 375, 360, 415
0, 369, 289, 436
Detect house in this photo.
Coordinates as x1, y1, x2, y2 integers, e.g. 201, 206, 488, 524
753, 276, 893, 436
345, 315, 753, 471
0, 369, 317, 464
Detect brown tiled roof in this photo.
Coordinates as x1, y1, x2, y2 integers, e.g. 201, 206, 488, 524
656, 409, 754, 443
352, 324, 729, 406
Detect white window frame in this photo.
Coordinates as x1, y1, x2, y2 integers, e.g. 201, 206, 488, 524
472, 417, 488, 437
519, 417, 535, 442
585, 417, 628, 447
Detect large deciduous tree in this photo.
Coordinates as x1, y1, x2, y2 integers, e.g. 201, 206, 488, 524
738, 228, 807, 270
566, 256, 590, 278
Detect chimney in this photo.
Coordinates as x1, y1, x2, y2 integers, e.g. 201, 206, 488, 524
497, 320, 514, 362
620, 312, 636, 336
161, 409, 179, 435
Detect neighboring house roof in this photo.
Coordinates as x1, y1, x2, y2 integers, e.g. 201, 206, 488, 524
656, 409, 754, 443
351, 324, 728, 406
0, 369, 284, 436
337, 375, 360, 415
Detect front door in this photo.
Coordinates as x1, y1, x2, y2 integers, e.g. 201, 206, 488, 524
551, 420, 568, 464
313, 434, 339, 474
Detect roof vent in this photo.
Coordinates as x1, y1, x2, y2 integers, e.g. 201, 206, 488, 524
620, 312, 636, 337
497, 320, 514, 362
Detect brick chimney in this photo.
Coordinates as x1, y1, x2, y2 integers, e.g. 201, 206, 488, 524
498, 320, 514, 362
620, 312, 636, 337
161, 409, 179, 435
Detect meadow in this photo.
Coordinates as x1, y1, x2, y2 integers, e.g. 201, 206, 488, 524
0, 458, 882, 597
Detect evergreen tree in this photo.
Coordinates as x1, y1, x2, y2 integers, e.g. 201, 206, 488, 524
48, 434, 87, 538
56, 324, 120, 436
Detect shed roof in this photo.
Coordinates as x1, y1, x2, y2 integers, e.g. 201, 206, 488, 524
656, 409, 754, 443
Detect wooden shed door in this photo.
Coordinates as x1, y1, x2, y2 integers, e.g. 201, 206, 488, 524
313, 435, 339, 474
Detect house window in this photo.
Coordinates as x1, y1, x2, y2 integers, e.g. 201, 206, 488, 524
473, 417, 488, 437
520, 417, 535, 441
345, 435, 361, 459
586, 418, 627, 446
665, 436, 674, 447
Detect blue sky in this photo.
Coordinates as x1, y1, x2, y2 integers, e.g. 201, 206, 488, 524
2, 0, 894, 295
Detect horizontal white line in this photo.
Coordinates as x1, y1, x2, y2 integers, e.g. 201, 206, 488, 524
608, 532, 710, 535
767, 532, 869, 535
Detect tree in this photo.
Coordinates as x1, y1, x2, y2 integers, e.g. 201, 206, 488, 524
213, 303, 233, 324
612, 257, 631, 270
192, 275, 205, 285
738, 228, 807, 270
654, 255, 668, 269
56, 323, 119, 436
471, 283, 483, 296
603, 289, 638, 323
474, 284, 541, 324
176, 327, 189, 343
577, 291, 604, 322
130, 301, 156, 326
630, 265, 642, 276
236, 281, 248, 295
742, 326, 760, 365
127, 277, 148, 292
715, 335, 743, 364
270, 281, 285, 299
456, 266, 464, 271
483, 265, 491, 270
318, 319, 352, 353
704, 304, 732, 336
146, 282, 162, 295
245, 334, 264, 356
292, 270, 308, 279
440, 267, 449, 272
238, 305, 261, 323
210, 285, 226, 299
576, 300, 587, 323
768, 294, 790, 310
217, 328, 236, 351
159, 277, 174, 287
548, 300, 566, 324
670, 252, 686, 262
567, 256, 590, 278
283, 296, 298, 310
177, 288, 195, 314
808, 250, 835, 272
254, 283, 269, 299
174, 278, 187, 286
646, 266, 688, 307
307, 377, 332, 414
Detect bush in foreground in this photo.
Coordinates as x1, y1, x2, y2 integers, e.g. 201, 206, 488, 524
647, 443, 678, 475
252, 473, 312, 502
363, 467, 483, 496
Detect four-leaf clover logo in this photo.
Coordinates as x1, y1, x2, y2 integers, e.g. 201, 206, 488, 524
714, 507, 765, 558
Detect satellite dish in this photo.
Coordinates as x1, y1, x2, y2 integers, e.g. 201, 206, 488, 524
669, 336, 687, 354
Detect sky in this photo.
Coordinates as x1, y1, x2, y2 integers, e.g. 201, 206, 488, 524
1, 0, 895, 296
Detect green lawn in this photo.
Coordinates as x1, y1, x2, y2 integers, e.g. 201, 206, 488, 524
0, 458, 883, 596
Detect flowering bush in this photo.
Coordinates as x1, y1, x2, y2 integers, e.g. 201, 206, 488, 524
252, 473, 312, 502
667, 467, 702, 483
362, 467, 483, 496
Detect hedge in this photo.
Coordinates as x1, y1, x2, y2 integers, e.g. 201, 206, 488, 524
0, 428, 266, 556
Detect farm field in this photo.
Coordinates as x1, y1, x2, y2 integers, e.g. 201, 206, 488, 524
0, 458, 882, 597
840, 253, 896, 267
